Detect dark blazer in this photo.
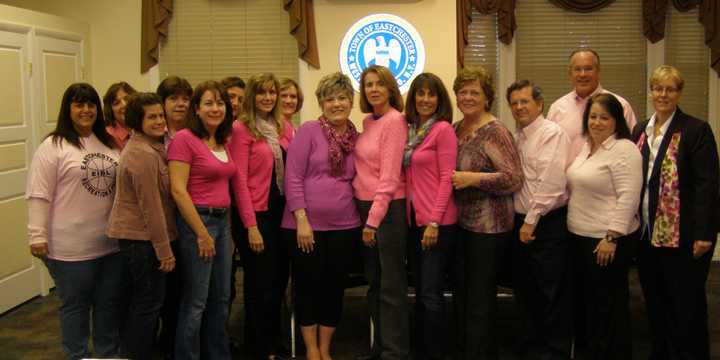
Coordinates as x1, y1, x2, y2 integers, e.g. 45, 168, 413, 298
632, 107, 719, 249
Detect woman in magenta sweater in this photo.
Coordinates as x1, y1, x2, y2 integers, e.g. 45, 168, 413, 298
229, 73, 295, 360
281, 72, 361, 360
403, 73, 458, 360
353, 65, 409, 360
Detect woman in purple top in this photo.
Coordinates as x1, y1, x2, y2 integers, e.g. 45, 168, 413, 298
403, 73, 458, 360
281, 72, 361, 360
168, 81, 236, 360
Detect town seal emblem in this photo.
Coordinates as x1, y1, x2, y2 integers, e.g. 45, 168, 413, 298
339, 13, 426, 93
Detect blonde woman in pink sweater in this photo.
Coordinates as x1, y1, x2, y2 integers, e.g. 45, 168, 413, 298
353, 65, 409, 360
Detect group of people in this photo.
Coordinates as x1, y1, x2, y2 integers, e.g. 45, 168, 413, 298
26, 47, 718, 360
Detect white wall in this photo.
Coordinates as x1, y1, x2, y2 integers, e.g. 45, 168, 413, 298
298, 0, 456, 128
0, 0, 153, 93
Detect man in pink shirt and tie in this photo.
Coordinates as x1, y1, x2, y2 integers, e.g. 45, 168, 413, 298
507, 80, 573, 360
547, 49, 637, 159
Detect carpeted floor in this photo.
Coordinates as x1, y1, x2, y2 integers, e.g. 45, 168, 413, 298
1, 266, 719, 359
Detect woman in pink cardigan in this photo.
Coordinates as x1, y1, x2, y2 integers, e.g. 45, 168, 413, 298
229, 73, 295, 360
353, 65, 409, 360
403, 73, 458, 360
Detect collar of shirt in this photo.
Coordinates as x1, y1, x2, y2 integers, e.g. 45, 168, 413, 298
573, 85, 605, 103
131, 131, 165, 154
598, 133, 619, 151
108, 123, 130, 141
645, 109, 676, 139
516, 115, 546, 140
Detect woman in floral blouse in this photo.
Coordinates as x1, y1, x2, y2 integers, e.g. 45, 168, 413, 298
450, 66, 523, 360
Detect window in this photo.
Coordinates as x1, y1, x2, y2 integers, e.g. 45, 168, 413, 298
159, 0, 298, 86
665, 6, 709, 120
515, 0, 647, 119
462, 8, 499, 113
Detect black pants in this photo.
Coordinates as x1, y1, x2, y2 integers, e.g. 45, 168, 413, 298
240, 204, 291, 359
454, 228, 509, 360
118, 240, 167, 360
512, 208, 572, 360
637, 232, 714, 360
357, 199, 410, 360
229, 203, 246, 312
158, 240, 181, 360
290, 227, 361, 326
571, 231, 637, 360
408, 219, 457, 360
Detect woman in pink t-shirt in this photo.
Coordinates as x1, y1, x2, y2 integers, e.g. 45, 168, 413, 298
168, 81, 236, 360
27, 83, 122, 359
228, 73, 295, 359
103, 81, 137, 150
403, 73, 458, 359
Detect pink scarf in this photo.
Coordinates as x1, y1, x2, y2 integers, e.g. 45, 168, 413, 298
319, 117, 358, 177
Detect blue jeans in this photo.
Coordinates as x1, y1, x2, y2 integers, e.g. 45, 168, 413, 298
118, 240, 166, 360
409, 223, 457, 360
175, 207, 232, 360
45, 252, 123, 360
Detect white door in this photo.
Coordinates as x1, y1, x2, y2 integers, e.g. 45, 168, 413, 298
0, 26, 40, 314
34, 31, 84, 138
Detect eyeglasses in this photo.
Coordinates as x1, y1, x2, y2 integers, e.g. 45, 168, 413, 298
651, 86, 679, 95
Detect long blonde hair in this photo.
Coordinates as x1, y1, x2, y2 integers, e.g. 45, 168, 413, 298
241, 73, 284, 139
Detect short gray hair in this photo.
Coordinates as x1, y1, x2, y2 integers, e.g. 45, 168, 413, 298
315, 72, 354, 105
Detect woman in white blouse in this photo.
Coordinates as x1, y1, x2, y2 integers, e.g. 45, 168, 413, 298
566, 93, 642, 360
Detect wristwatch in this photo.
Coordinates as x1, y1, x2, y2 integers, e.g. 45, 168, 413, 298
604, 234, 616, 244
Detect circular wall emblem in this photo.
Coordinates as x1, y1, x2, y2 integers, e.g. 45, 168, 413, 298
339, 13, 426, 93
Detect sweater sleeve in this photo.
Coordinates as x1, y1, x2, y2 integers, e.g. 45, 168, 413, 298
26, 138, 59, 202
607, 143, 643, 235
229, 123, 258, 227
429, 124, 458, 223
474, 125, 524, 195
27, 198, 51, 245
366, 113, 408, 228
129, 152, 173, 260
284, 122, 313, 213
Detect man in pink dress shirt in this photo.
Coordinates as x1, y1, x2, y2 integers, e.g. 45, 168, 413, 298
547, 49, 637, 159
508, 80, 573, 360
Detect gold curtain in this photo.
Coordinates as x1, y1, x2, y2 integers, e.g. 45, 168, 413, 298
141, 0, 172, 73
284, 0, 320, 69
457, 0, 517, 69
